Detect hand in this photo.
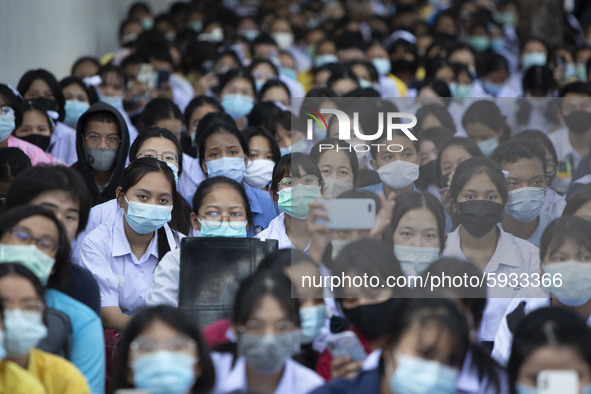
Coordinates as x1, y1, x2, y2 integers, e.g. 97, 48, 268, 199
369, 191, 396, 239
194, 73, 219, 96
330, 355, 364, 380
307, 200, 332, 263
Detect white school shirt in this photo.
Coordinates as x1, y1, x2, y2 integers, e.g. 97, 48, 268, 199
147, 248, 181, 307
256, 213, 292, 249
491, 295, 549, 366
549, 126, 583, 170
542, 187, 566, 217
442, 225, 541, 341
49, 121, 78, 165
211, 352, 323, 394
79, 217, 180, 315
178, 154, 206, 204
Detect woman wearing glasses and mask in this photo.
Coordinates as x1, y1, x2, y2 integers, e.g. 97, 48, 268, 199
147, 176, 253, 307
256, 153, 324, 251
72, 127, 193, 264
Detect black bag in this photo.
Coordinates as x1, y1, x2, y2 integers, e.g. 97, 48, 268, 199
178, 237, 278, 327
37, 307, 73, 359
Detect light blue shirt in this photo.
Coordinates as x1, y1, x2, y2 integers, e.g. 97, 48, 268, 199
242, 182, 278, 236
359, 181, 418, 196
178, 154, 206, 204
79, 217, 177, 315
45, 289, 105, 394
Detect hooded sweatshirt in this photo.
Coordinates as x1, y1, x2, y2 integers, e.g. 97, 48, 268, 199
73, 102, 129, 206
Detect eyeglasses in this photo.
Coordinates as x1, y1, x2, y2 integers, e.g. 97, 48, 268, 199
130, 335, 197, 356
136, 149, 179, 164
238, 320, 297, 336
1, 106, 14, 117
7, 227, 58, 255
546, 162, 558, 177
279, 175, 320, 188
199, 212, 247, 229
85, 132, 121, 148
1, 299, 45, 314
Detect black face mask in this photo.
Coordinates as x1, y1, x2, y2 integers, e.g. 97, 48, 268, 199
20, 134, 51, 151
440, 171, 451, 189
28, 97, 59, 113
342, 298, 397, 340
563, 110, 591, 135
417, 160, 438, 188
456, 200, 504, 237
391, 59, 418, 76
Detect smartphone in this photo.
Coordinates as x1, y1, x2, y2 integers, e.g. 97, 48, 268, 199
136, 63, 154, 90
315, 198, 376, 230
157, 70, 170, 87
326, 331, 367, 362
537, 370, 578, 394
201, 60, 215, 75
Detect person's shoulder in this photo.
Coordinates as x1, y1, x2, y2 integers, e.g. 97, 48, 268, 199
45, 289, 99, 322
309, 368, 381, 394
30, 349, 90, 391
0, 360, 46, 394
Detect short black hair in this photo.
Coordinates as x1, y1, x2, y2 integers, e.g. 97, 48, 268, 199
0, 147, 32, 184
563, 183, 591, 216
17, 69, 66, 121
461, 100, 505, 132
269, 153, 323, 203
197, 121, 249, 170
242, 126, 281, 163
540, 215, 591, 262
450, 157, 508, 207
490, 139, 546, 173
6, 165, 91, 235
71, 56, 100, 77
559, 81, 591, 98
184, 96, 224, 131
139, 98, 182, 131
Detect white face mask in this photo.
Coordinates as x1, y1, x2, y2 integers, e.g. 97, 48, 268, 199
322, 178, 354, 198
543, 260, 591, 307
272, 32, 294, 50
331, 239, 350, 261
394, 245, 440, 276
243, 159, 275, 189
377, 160, 419, 189
4, 309, 48, 357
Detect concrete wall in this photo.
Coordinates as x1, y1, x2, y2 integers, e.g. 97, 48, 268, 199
0, 0, 176, 86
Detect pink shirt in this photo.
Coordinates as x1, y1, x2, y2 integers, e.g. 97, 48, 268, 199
7, 135, 60, 165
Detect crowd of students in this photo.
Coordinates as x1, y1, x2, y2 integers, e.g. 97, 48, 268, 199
2, 0, 591, 393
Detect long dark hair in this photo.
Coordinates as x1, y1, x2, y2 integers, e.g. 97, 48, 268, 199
17, 69, 66, 121
118, 158, 179, 262
113, 305, 215, 394
0, 205, 71, 293
507, 307, 591, 394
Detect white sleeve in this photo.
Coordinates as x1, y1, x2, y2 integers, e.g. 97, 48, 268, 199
147, 249, 181, 307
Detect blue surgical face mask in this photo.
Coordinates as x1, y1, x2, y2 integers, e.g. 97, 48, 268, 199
205, 157, 245, 182
140, 17, 154, 30
515, 383, 538, 394
279, 67, 297, 80
468, 36, 491, 52
187, 20, 203, 33
164, 161, 179, 185
0, 330, 6, 360
505, 187, 545, 223
300, 304, 326, 345
4, 309, 48, 357
389, 354, 459, 394
280, 145, 291, 156
543, 260, 591, 307
522, 52, 547, 70
0, 114, 15, 142
132, 351, 197, 394
198, 219, 247, 238
291, 138, 309, 154
577, 62, 588, 82
255, 79, 266, 92
277, 184, 322, 219
124, 196, 173, 234
564, 63, 576, 81
314, 54, 338, 68
477, 136, 499, 156
491, 37, 505, 52
221, 94, 254, 119
394, 245, 440, 276
64, 100, 90, 128
372, 58, 391, 76
0, 244, 56, 285
241, 30, 259, 41
449, 82, 472, 98
100, 95, 124, 110
483, 80, 503, 96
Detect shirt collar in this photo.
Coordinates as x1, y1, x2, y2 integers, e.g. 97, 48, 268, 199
242, 182, 263, 214
485, 226, 521, 271
112, 217, 159, 260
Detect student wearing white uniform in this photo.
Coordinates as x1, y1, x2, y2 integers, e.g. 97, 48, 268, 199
211, 270, 323, 394
311, 298, 472, 394
257, 152, 323, 251
513, 130, 567, 217
148, 176, 253, 307
492, 216, 591, 365
549, 83, 591, 194
507, 307, 591, 394
59, 77, 94, 165
441, 157, 540, 343
492, 140, 554, 248
72, 127, 193, 262
112, 305, 216, 394
80, 158, 181, 330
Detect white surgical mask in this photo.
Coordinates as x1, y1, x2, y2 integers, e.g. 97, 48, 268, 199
244, 159, 275, 189
543, 260, 591, 307
322, 178, 354, 198
505, 187, 545, 223
377, 160, 419, 189
394, 245, 440, 276
331, 239, 350, 260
